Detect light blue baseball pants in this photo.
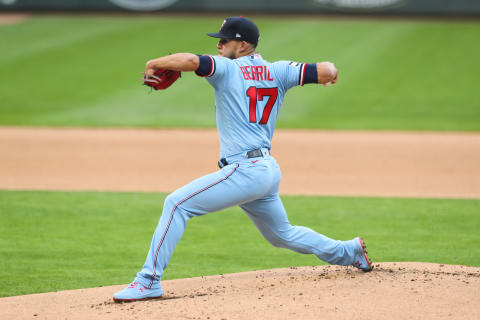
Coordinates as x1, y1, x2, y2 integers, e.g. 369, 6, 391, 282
135, 151, 359, 289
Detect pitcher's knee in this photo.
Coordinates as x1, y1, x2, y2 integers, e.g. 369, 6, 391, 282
266, 232, 293, 249
268, 237, 286, 249
163, 193, 198, 220
163, 194, 186, 217
164, 193, 178, 210
264, 228, 313, 254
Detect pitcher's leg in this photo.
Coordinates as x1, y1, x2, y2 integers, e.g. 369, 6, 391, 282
135, 192, 191, 289
115, 165, 246, 301
136, 164, 250, 288
240, 194, 358, 266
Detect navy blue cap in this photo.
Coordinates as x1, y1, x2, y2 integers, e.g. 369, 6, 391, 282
207, 16, 260, 45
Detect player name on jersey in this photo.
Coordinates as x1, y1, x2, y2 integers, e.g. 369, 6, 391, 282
239, 66, 274, 81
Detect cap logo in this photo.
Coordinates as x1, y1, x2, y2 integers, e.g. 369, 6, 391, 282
220, 20, 226, 30
236, 33, 241, 38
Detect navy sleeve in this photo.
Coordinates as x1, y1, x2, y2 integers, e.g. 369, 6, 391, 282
195, 55, 215, 77
303, 63, 318, 85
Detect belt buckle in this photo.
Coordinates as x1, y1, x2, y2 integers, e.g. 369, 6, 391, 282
218, 158, 228, 168
247, 149, 266, 158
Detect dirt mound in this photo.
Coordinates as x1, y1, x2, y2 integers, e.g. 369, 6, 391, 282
1, 263, 479, 320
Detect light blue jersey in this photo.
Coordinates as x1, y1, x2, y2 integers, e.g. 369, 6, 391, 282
113, 16, 372, 302
115, 51, 372, 302
204, 53, 307, 158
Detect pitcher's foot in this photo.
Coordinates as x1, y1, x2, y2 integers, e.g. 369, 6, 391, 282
113, 281, 163, 302
352, 237, 373, 272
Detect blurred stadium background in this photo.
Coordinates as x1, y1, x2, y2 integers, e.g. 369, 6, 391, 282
1, 0, 479, 130
1, 0, 480, 16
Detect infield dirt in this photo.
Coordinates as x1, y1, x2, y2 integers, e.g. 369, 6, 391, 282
0, 263, 479, 320
1, 127, 479, 198
1, 127, 479, 319
0, 13, 29, 25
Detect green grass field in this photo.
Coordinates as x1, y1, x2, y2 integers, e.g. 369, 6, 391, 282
0, 16, 479, 130
1, 190, 479, 297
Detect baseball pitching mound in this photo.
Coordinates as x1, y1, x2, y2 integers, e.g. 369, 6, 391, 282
1, 263, 478, 320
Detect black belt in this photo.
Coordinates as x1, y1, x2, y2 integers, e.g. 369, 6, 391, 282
218, 148, 269, 168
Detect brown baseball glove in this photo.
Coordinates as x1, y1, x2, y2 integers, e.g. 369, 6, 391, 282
143, 69, 181, 90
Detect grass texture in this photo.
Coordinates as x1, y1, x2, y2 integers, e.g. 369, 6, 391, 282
0, 16, 479, 130
0, 190, 479, 297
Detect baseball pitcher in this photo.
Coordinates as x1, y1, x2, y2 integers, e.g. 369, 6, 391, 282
114, 16, 372, 302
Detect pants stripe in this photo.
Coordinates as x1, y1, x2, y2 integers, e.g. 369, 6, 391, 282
147, 164, 239, 288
